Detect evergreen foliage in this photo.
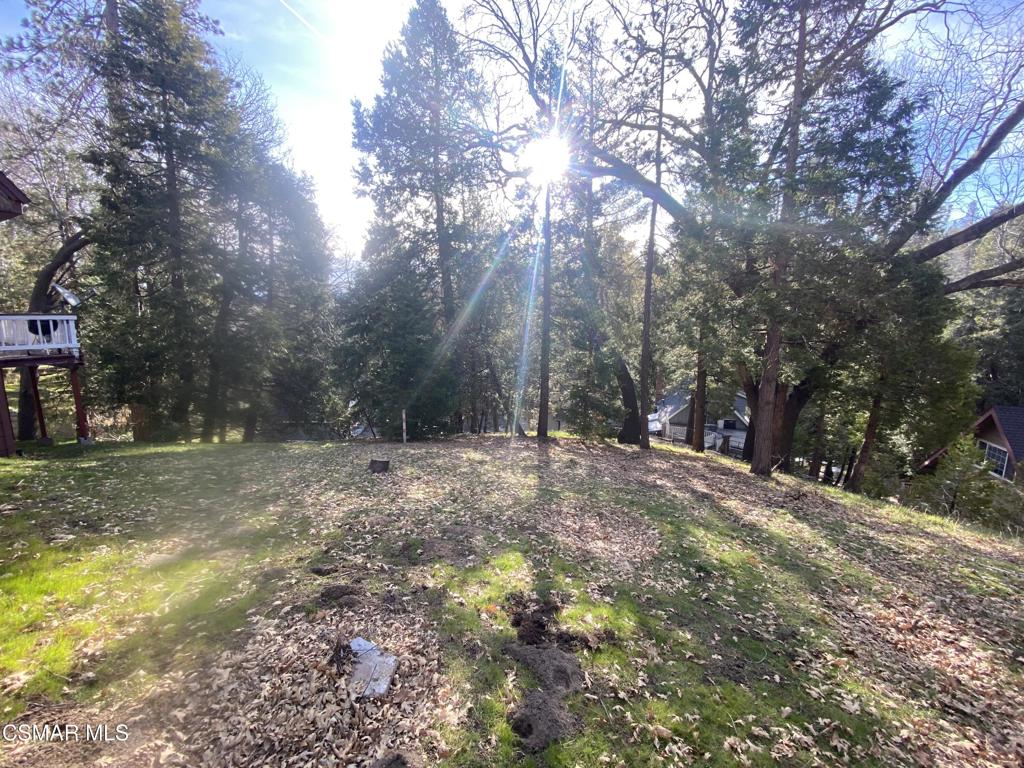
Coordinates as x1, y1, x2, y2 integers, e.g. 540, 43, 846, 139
0, 0, 1022, 532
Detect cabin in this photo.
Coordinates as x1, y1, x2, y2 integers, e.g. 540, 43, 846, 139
920, 405, 1024, 482
0, 172, 90, 457
649, 389, 749, 454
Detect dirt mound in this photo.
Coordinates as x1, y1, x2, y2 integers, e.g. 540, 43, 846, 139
319, 583, 362, 606
507, 593, 560, 644
396, 525, 485, 567
509, 689, 581, 752
502, 593, 590, 753
369, 752, 423, 768
505, 643, 583, 695
505, 592, 613, 651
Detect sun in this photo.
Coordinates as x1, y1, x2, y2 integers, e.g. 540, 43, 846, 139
521, 134, 571, 187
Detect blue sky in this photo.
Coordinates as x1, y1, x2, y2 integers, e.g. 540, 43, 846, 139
205, 0, 419, 251
1, 0, 455, 251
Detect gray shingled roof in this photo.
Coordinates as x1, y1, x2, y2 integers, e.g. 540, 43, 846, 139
0, 171, 30, 204
993, 405, 1024, 461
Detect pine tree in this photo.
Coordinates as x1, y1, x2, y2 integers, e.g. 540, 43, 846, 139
336, 225, 456, 439
352, 0, 484, 430
84, 0, 239, 440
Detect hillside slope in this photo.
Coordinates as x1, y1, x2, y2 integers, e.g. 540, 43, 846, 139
1, 438, 1021, 767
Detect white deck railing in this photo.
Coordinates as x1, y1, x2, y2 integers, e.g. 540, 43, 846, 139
0, 314, 80, 359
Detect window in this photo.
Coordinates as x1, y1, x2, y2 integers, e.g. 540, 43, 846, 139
722, 419, 737, 430
978, 440, 1010, 479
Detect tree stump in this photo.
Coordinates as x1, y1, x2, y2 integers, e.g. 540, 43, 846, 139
369, 458, 390, 474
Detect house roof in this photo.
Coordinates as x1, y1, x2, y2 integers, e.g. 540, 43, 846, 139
655, 390, 687, 418
919, 404, 1024, 470
653, 389, 748, 427
991, 405, 1024, 463
0, 171, 30, 221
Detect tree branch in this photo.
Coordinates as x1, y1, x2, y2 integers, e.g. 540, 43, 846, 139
28, 230, 90, 312
579, 142, 692, 226
945, 277, 1024, 293
943, 251, 1024, 292
883, 100, 1024, 257
910, 202, 1024, 264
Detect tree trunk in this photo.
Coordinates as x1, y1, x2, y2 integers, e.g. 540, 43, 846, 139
638, 10, 669, 451
161, 89, 193, 441
433, 191, 456, 327
750, 3, 807, 477
692, 344, 707, 453
200, 284, 233, 443
743, 418, 757, 462
807, 410, 825, 481
429, 56, 460, 427
685, 389, 696, 446
537, 187, 552, 440
751, 322, 782, 475
17, 370, 37, 442
845, 389, 883, 494
487, 352, 526, 437
834, 453, 847, 486
836, 449, 856, 487
822, 456, 835, 484
267, 223, 276, 309
638, 202, 656, 450
777, 380, 813, 472
242, 402, 259, 443
428, 46, 455, 328
17, 232, 90, 439
129, 403, 153, 442
738, 362, 759, 463
576, 73, 642, 443
770, 383, 788, 463
615, 356, 642, 445
469, 347, 480, 434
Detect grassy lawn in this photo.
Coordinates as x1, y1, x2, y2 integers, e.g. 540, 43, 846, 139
1, 438, 1022, 767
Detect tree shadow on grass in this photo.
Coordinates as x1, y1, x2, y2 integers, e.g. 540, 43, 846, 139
429, 541, 896, 768
633, 450, 1024, 766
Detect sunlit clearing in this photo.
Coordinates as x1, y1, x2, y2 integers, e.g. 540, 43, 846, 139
522, 134, 570, 187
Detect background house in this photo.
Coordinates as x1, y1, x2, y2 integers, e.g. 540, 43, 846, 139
650, 389, 749, 452
922, 405, 1024, 481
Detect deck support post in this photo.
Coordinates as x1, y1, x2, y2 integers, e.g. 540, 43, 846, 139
28, 366, 48, 441
0, 368, 15, 457
69, 365, 90, 442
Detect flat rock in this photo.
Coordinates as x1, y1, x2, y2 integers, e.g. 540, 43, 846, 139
348, 637, 398, 698
505, 642, 584, 695
509, 689, 580, 752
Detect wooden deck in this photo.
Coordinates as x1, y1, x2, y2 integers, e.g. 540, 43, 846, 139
0, 314, 81, 368
0, 314, 88, 456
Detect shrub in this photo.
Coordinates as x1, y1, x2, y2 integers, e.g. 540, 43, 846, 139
904, 437, 1024, 534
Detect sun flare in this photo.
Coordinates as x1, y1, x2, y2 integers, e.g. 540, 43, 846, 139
521, 134, 571, 187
